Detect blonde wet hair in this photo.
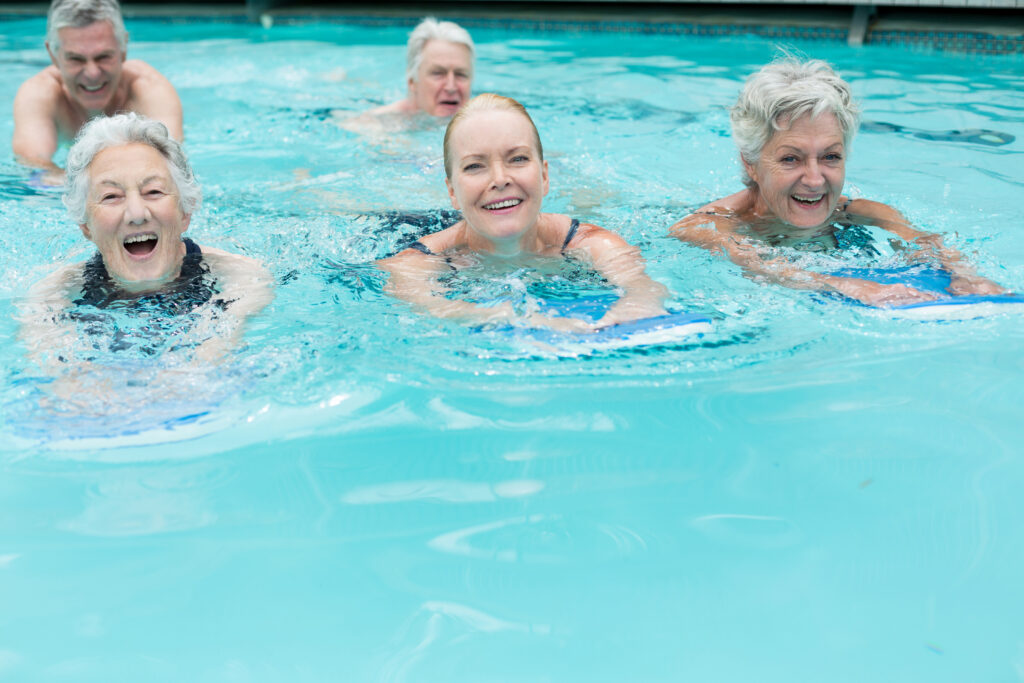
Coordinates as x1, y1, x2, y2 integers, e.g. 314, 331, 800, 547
442, 93, 544, 179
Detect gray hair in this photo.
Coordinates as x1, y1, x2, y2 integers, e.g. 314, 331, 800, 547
731, 57, 861, 186
64, 113, 201, 225
47, 0, 127, 53
406, 17, 475, 82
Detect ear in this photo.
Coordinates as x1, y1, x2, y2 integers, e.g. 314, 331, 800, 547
46, 42, 58, 67
741, 155, 758, 185
180, 213, 191, 233
79, 223, 92, 241
541, 159, 549, 197
446, 178, 460, 210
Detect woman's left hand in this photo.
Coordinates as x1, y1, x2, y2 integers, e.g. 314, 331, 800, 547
947, 274, 1006, 296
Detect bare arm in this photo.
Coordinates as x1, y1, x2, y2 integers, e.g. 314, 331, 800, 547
16, 265, 85, 369
569, 224, 668, 327
845, 198, 1005, 296
378, 249, 592, 332
12, 72, 63, 176
189, 250, 274, 361
671, 210, 939, 307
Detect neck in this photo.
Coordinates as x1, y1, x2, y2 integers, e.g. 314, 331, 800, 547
462, 220, 541, 257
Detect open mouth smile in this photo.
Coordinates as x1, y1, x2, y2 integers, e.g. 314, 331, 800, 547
792, 194, 825, 206
483, 198, 522, 211
123, 232, 158, 257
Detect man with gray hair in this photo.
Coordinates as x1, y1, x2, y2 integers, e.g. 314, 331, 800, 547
342, 17, 474, 132
12, 0, 182, 181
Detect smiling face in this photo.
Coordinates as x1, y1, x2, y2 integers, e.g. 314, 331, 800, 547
48, 21, 126, 115
744, 112, 847, 229
409, 40, 472, 117
81, 143, 190, 286
446, 109, 548, 251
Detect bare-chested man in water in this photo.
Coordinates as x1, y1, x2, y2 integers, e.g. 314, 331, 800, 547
339, 17, 474, 135
12, 0, 182, 183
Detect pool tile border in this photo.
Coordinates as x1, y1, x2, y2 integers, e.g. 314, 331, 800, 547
1, 11, 1020, 56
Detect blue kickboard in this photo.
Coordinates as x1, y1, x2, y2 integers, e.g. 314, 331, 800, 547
829, 265, 1024, 317
493, 295, 713, 351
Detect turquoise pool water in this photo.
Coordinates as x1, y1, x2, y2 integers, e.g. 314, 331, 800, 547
1, 17, 1023, 682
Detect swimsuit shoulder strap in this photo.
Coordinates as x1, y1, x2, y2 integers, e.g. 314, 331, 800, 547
560, 218, 581, 253
407, 240, 436, 256
183, 237, 202, 255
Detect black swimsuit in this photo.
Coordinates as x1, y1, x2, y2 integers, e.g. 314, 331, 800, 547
73, 237, 221, 315
407, 218, 581, 257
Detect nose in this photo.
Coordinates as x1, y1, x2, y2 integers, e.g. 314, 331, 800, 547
443, 71, 457, 91
124, 191, 148, 225
489, 164, 510, 189
83, 59, 103, 80
802, 158, 825, 188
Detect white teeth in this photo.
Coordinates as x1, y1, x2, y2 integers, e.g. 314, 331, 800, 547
484, 198, 522, 210
124, 234, 157, 244
793, 195, 824, 204
82, 84, 104, 92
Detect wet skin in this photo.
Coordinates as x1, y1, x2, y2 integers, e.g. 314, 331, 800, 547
446, 108, 549, 254
743, 112, 846, 229
81, 143, 191, 290
409, 40, 472, 117
48, 21, 127, 116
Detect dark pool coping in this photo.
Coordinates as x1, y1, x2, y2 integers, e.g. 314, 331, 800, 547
2, 2, 1021, 55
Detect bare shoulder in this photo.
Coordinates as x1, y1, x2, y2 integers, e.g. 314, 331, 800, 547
201, 247, 267, 273
843, 197, 926, 241
418, 221, 465, 253
844, 197, 901, 223
571, 219, 629, 250
378, 221, 465, 269
669, 189, 753, 244
24, 262, 82, 308
14, 67, 63, 106
370, 99, 413, 116
123, 59, 172, 85
337, 100, 415, 134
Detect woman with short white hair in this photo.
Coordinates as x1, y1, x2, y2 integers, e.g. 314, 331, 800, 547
671, 56, 1002, 306
22, 112, 271, 363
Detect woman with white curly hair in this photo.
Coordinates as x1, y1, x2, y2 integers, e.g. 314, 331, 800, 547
671, 56, 1003, 306
23, 112, 271, 363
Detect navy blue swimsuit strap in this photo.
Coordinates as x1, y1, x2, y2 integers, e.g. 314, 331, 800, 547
407, 240, 436, 256
561, 218, 580, 253
183, 237, 202, 255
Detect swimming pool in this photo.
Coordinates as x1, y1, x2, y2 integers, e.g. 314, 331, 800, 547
1, 15, 1023, 682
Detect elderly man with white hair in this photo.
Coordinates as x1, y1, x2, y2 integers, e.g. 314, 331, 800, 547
341, 17, 475, 132
13, 0, 183, 182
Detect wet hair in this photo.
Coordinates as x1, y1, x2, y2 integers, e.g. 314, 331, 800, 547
64, 113, 201, 225
443, 93, 544, 179
406, 17, 474, 83
47, 0, 127, 53
731, 56, 861, 186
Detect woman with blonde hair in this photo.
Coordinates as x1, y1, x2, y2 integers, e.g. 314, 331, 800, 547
378, 93, 669, 332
